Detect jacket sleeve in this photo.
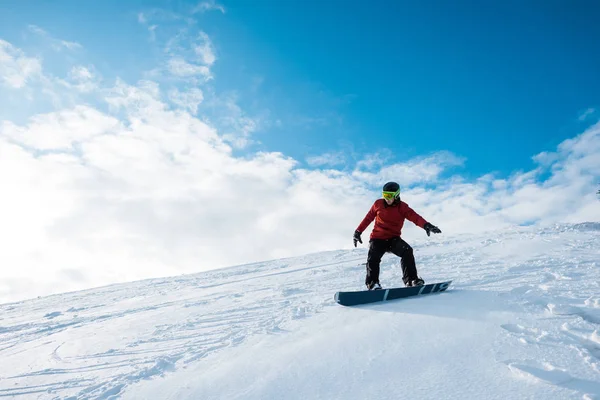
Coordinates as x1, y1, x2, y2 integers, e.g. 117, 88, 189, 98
356, 203, 377, 233
404, 204, 427, 229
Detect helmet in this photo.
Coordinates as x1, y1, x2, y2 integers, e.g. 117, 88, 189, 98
382, 181, 401, 201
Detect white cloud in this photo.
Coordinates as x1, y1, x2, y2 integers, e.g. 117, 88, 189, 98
70, 65, 93, 81
306, 151, 346, 167
168, 57, 211, 79
410, 122, 600, 234
162, 30, 216, 81
200, 90, 265, 149
579, 107, 595, 121
0, 39, 42, 88
137, 12, 161, 42
194, 32, 216, 66
62, 65, 99, 93
27, 24, 47, 36
2, 105, 120, 150
27, 24, 82, 51
193, 1, 226, 14
354, 151, 465, 187
169, 87, 204, 114
57, 40, 82, 51
531, 151, 558, 167
158, 27, 247, 143
106, 79, 166, 116
355, 151, 390, 170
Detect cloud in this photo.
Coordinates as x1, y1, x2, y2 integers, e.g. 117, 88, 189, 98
159, 30, 216, 82
2, 105, 120, 150
531, 151, 558, 167
27, 24, 82, 51
408, 122, 600, 234
70, 66, 93, 81
194, 32, 216, 66
137, 18, 257, 146
193, 1, 226, 14
197, 89, 266, 149
169, 87, 204, 114
137, 12, 161, 42
354, 151, 465, 187
578, 107, 596, 121
355, 151, 390, 170
105, 79, 166, 116
0, 34, 599, 306
167, 57, 212, 79
306, 151, 346, 167
0, 39, 42, 88
60, 65, 99, 93
162, 30, 216, 81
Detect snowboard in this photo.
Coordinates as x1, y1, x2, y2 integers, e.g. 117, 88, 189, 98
334, 280, 452, 307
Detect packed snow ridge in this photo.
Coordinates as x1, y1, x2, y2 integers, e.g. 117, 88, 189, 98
0, 222, 599, 399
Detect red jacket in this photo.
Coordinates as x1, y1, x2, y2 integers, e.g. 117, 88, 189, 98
356, 199, 427, 240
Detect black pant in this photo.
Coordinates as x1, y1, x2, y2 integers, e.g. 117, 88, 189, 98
366, 237, 418, 286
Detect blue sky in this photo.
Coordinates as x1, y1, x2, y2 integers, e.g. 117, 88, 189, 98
0, 0, 599, 302
220, 0, 600, 176
2, 0, 598, 178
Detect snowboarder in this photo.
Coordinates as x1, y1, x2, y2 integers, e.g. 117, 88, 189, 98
353, 181, 441, 290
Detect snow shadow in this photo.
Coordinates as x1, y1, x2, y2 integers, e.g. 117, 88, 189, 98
353, 288, 515, 322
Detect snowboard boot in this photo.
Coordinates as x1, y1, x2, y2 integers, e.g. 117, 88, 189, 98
405, 277, 425, 287
412, 278, 425, 286
367, 282, 383, 291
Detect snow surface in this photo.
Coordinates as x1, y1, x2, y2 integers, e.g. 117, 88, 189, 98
1, 223, 599, 399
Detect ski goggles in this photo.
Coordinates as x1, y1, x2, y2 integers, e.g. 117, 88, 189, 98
382, 189, 400, 200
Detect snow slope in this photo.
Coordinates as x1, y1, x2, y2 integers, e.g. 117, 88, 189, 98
0, 223, 599, 399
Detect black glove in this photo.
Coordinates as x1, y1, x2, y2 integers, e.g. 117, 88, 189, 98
353, 230, 363, 247
424, 222, 441, 236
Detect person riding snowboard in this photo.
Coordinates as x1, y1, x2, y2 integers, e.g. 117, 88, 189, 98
353, 181, 441, 291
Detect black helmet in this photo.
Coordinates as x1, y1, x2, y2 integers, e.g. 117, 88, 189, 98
382, 181, 401, 201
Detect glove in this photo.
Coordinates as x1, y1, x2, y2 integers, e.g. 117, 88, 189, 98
424, 222, 441, 236
353, 230, 363, 247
